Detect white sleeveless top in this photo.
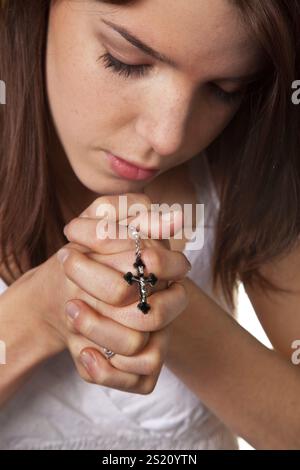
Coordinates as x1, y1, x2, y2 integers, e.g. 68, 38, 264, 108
0, 153, 239, 450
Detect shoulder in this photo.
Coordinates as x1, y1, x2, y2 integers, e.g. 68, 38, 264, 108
244, 241, 300, 359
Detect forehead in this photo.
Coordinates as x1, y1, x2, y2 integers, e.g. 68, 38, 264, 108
92, 0, 262, 77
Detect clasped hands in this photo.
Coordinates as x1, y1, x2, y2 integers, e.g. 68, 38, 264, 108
58, 193, 191, 394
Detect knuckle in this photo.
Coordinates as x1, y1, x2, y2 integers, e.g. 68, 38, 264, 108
143, 351, 162, 375
96, 219, 109, 241
139, 378, 157, 395
125, 331, 148, 356
127, 375, 141, 392
95, 367, 109, 386
142, 248, 162, 273
111, 281, 128, 306
76, 315, 94, 338
63, 249, 80, 273
150, 304, 164, 331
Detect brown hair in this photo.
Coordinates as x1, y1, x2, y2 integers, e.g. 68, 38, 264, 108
0, 0, 299, 310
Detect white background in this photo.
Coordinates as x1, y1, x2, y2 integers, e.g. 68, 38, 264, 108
236, 283, 272, 450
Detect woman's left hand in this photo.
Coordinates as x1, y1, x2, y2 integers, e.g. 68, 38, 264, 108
61, 194, 191, 394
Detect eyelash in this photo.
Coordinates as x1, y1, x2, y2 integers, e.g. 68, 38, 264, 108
99, 52, 151, 79
209, 83, 244, 104
99, 52, 245, 104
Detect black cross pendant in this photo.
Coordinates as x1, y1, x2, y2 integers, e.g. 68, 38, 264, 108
123, 255, 158, 314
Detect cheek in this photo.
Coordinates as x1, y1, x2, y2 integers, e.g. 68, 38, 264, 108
204, 106, 238, 142
187, 96, 240, 153
46, 49, 118, 151
45, 6, 135, 156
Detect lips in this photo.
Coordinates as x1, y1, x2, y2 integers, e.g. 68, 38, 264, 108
105, 152, 159, 181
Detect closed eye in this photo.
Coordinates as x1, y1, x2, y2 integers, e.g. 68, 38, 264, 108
208, 82, 246, 104
98, 52, 247, 105
98, 52, 151, 79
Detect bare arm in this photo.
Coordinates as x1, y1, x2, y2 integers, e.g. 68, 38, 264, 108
0, 269, 64, 408
165, 276, 300, 450
244, 243, 300, 361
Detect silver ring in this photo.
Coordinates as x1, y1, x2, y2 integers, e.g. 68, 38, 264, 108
103, 348, 116, 360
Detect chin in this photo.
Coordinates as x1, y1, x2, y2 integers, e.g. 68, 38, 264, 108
82, 173, 148, 195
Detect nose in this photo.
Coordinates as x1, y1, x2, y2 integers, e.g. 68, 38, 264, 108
135, 76, 196, 158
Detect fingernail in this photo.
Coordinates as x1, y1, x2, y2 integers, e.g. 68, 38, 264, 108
65, 302, 80, 320
188, 261, 192, 271
57, 248, 70, 264
80, 351, 97, 370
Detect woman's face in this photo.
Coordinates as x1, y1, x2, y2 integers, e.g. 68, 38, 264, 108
46, 0, 263, 195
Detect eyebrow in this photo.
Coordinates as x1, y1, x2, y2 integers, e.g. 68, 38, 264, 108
101, 18, 177, 67
101, 18, 265, 85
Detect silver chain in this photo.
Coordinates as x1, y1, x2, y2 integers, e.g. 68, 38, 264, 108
128, 224, 142, 258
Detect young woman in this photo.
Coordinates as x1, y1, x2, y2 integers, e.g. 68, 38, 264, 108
0, 0, 299, 450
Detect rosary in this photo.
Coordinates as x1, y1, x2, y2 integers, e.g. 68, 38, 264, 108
103, 224, 159, 360
123, 225, 158, 314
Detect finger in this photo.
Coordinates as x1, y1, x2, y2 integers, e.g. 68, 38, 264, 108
59, 247, 168, 307
64, 217, 170, 256
64, 209, 185, 254
59, 247, 140, 306
65, 298, 150, 356
94, 280, 189, 332
104, 327, 171, 376
69, 335, 160, 394
68, 337, 141, 392
63, 216, 171, 257
86, 247, 191, 282
79, 347, 159, 394
79, 192, 152, 220
64, 218, 137, 255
